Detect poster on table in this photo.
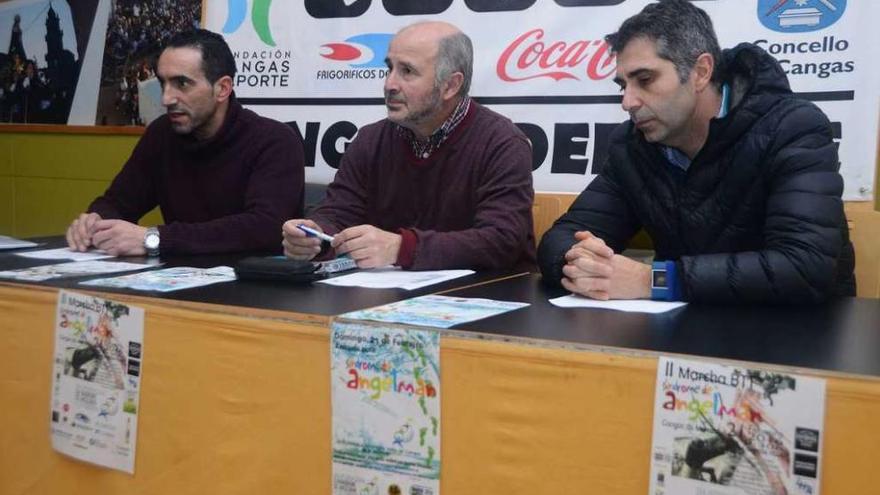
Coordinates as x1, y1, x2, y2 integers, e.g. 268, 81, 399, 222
201, 0, 880, 200
331, 321, 441, 495
649, 356, 826, 495
50, 290, 144, 474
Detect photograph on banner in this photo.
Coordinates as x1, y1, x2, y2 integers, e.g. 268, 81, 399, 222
0, 0, 99, 124
649, 357, 825, 495
50, 290, 144, 474
331, 321, 440, 495
201, 0, 879, 200
94, 0, 201, 126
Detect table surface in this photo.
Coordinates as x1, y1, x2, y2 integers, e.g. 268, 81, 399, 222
3, 238, 879, 378
0, 237, 526, 316
444, 273, 880, 378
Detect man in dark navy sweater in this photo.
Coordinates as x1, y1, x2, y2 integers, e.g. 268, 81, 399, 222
66, 29, 304, 256
537, 0, 854, 304
281, 21, 534, 270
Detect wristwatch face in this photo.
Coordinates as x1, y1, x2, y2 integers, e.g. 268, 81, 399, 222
652, 269, 668, 289
145, 232, 160, 250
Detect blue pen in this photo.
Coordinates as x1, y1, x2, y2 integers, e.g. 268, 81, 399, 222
297, 224, 335, 243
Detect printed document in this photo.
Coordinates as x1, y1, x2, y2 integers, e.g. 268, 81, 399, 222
0, 260, 151, 282
649, 357, 825, 495
332, 321, 441, 495
342, 295, 529, 328
82, 266, 236, 292
50, 290, 144, 473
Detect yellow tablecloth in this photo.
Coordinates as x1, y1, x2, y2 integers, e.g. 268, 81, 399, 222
2, 284, 878, 494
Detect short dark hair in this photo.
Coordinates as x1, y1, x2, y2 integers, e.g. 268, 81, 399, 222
163, 29, 236, 83
605, 0, 722, 86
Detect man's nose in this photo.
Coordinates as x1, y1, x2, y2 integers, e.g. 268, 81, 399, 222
621, 87, 642, 113
161, 87, 177, 107
383, 71, 399, 94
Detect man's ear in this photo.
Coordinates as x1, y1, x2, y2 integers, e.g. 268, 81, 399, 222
214, 75, 234, 102
692, 53, 714, 92
441, 72, 464, 101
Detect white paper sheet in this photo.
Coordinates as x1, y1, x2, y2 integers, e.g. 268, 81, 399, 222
317, 267, 474, 291
549, 294, 687, 314
0, 235, 38, 250
15, 247, 113, 261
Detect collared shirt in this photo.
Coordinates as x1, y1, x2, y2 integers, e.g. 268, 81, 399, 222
396, 96, 472, 159
660, 83, 730, 171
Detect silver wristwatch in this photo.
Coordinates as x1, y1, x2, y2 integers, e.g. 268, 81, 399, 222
144, 227, 160, 257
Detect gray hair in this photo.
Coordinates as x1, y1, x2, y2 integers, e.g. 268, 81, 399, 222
435, 31, 473, 97
605, 0, 722, 86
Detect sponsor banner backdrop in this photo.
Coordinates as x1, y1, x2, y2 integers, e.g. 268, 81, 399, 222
204, 0, 879, 200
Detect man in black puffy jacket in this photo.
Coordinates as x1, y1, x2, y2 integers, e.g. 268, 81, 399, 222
537, 0, 855, 304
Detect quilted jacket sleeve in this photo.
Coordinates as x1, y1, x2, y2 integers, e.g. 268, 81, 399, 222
537, 167, 641, 288
681, 101, 849, 303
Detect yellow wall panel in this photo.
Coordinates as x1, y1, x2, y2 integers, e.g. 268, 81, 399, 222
14, 177, 111, 237
0, 138, 11, 175
12, 133, 137, 179
0, 178, 13, 234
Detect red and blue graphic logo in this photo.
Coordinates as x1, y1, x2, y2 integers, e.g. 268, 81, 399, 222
320, 33, 393, 68
758, 0, 846, 33
222, 0, 276, 46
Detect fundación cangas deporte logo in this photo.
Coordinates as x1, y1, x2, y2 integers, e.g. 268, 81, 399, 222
222, 0, 276, 47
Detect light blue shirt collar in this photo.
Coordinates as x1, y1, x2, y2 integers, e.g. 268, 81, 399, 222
660, 83, 730, 171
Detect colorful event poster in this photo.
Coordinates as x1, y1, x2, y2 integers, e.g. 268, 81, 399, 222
331, 321, 441, 495
50, 290, 144, 474
649, 357, 826, 495
341, 294, 529, 329
0, 260, 149, 281
81, 266, 236, 292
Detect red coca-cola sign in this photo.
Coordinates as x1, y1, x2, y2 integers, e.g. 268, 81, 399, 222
497, 28, 617, 82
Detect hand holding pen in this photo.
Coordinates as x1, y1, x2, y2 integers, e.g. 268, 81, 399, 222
281, 219, 331, 260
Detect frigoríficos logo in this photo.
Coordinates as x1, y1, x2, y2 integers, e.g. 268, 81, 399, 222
320, 33, 392, 68
758, 0, 846, 33
222, 0, 276, 47
317, 33, 393, 81
497, 29, 615, 83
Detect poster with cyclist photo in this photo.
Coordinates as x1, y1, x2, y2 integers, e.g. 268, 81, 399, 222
649, 357, 826, 495
50, 290, 144, 474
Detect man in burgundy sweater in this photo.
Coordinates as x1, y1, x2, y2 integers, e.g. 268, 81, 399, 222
66, 30, 304, 256
281, 21, 534, 270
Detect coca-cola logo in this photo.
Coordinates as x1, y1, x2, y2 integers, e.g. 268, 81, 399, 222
497, 29, 616, 83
